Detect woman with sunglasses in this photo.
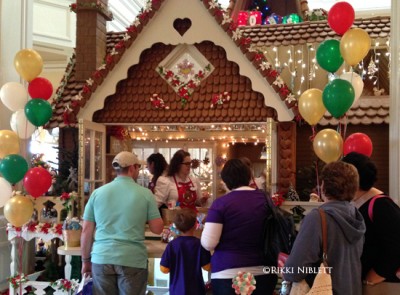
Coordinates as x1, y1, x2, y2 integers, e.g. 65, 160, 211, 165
154, 149, 209, 211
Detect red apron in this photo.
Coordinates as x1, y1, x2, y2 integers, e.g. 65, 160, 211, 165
173, 176, 198, 211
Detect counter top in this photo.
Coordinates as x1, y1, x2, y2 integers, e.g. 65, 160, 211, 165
57, 239, 167, 258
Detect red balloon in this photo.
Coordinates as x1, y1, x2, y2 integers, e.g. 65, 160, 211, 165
343, 133, 373, 157
23, 167, 52, 198
328, 2, 355, 35
28, 77, 53, 100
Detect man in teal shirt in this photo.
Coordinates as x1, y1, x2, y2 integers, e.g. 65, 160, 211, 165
81, 151, 164, 295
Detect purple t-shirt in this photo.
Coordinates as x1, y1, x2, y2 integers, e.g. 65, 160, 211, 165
206, 189, 267, 273
161, 236, 211, 295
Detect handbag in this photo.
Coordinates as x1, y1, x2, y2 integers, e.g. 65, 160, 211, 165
75, 273, 93, 295
289, 208, 332, 295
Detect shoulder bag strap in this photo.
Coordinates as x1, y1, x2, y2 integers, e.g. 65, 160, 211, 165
318, 208, 328, 266
368, 195, 387, 222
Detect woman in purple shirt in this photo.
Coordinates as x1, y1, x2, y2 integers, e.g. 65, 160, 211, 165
201, 159, 277, 295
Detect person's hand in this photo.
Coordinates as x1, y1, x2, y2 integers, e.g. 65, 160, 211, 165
364, 268, 385, 285
81, 261, 92, 276
200, 192, 210, 205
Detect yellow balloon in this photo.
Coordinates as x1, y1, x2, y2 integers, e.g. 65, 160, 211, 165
0, 130, 20, 158
4, 195, 34, 227
313, 129, 343, 163
340, 28, 371, 66
298, 88, 326, 125
14, 49, 43, 82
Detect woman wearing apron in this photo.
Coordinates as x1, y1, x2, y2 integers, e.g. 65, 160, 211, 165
154, 150, 209, 210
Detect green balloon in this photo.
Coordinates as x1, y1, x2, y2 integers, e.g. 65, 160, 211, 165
316, 39, 344, 73
24, 98, 53, 127
323, 79, 355, 118
0, 154, 28, 184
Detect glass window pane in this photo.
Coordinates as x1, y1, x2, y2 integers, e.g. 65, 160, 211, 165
94, 131, 103, 180
158, 148, 170, 160
84, 129, 91, 179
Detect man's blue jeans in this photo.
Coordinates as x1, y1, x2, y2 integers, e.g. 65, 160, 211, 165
92, 263, 148, 295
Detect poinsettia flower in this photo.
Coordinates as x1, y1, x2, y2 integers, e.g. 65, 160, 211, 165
115, 41, 125, 49
229, 22, 238, 32
139, 11, 149, 21
133, 19, 141, 27
240, 37, 252, 46
232, 29, 243, 41
165, 70, 174, 79
106, 54, 113, 64
171, 79, 181, 87
178, 87, 188, 97
255, 53, 265, 61
186, 80, 196, 89
215, 9, 223, 17
273, 77, 284, 87
208, 1, 218, 9
71, 100, 80, 108
60, 192, 71, 201
86, 78, 94, 86
260, 61, 272, 71
123, 33, 131, 41
222, 14, 232, 25
267, 69, 279, 78
110, 48, 118, 56
127, 25, 137, 33
97, 63, 107, 71
285, 93, 296, 104
279, 86, 290, 96
82, 85, 91, 94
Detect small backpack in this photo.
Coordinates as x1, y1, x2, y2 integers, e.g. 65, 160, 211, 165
262, 193, 297, 266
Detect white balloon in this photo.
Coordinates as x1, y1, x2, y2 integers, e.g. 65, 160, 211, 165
0, 82, 28, 112
340, 72, 364, 103
10, 109, 36, 139
0, 177, 13, 208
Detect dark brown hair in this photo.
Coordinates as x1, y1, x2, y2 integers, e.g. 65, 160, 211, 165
147, 153, 168, 183
168, 150, 190, 176
173, 208, 197, 233
342, 152, 377, 191
321, 161, 359, 202
221, 159, 251, 190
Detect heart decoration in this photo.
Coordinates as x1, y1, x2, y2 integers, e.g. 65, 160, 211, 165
173, 18, 192, 36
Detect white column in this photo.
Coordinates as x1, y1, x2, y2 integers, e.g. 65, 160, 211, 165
389, 0, 400, 204
0, 0, 33, 129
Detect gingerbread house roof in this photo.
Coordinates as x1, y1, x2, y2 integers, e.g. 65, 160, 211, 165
240, 16, 390, 47
49, 0, 390, 128
49, 0, 296, 129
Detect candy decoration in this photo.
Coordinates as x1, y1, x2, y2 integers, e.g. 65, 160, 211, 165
232, 272, 256, 295
266, 13, 282, 25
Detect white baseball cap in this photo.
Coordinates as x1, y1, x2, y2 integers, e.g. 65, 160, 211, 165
112, 151, 145, 169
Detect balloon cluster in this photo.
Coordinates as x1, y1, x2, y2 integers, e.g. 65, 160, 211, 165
0, 48, 54, 227
0, 49, 53, 139
297, 2, 373, 164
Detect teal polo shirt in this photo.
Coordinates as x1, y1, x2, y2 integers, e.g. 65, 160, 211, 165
83, 176, 160, 268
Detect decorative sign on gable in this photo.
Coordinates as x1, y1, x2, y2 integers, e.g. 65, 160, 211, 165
157, 44, 214, 106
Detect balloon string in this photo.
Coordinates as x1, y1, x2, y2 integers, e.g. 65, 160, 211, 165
342, 115, 348, 144
315, 159, 321, 199
309, 125, 317, 142
17, 232, 24, 294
